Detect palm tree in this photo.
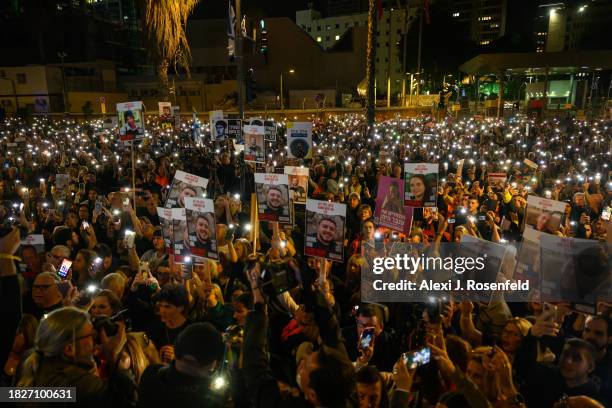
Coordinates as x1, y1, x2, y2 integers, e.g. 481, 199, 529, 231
366, 0, 378, 126
143, 0, 200, 99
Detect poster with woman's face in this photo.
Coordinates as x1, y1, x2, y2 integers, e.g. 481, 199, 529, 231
184, 197, 217, 261
304, 199, 346, 262
404, 163, 438, 207
165, 170, 209, 209
375, 176, 411, 232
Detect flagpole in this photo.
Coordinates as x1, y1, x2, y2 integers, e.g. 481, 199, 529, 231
236, 0, 245, 119
416, 2, 423, 108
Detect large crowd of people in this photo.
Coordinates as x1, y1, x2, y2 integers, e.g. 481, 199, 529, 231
0, 112, 610, 407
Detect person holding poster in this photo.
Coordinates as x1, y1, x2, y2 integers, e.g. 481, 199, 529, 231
404, 163, 438, 207
286, 122, 313, 159
255, 173, 291, 224
184, 197, 217, 260
305, 199, 346, 261
284, 166, 309, 204
243, 125, 265, 162
165, 170, 209, 209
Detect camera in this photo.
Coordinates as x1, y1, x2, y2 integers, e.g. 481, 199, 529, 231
260, 260, 299, 297
91, 309, 131, 336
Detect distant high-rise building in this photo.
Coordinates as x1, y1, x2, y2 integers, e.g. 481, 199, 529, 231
535, 0, 612, 53
296, 3, 419, 97
449, 0, 507, 46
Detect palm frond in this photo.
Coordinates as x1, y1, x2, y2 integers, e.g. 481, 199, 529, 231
144, 0, 200, 84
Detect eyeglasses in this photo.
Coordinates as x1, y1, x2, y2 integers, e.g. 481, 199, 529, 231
32, 284, 53, 291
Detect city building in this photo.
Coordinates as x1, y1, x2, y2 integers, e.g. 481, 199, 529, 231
449, 0, 508, 46
0, 61, 127, 114
534, 0, 612, 53
0, 0, 148, 75
296, 4, 418, 97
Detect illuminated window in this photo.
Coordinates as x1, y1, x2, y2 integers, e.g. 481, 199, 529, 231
480, 40, 490, 45
335, 35, 340, 40
317, 37, 322, 42
453, 12, 460, 17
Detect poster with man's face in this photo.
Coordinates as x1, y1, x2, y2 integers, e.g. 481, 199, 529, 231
304, 199, 346, 262
117, 101, 145, 142
287, 122, 312, 159
255, 173, 291, 224
523, 195, 566, 236
165, 170, 209, 209
171, 208, 189, 263
184, 197, 217, 261
157, 207, 174, 255
243, 125, 265, 162
159, 102, 172, 130
404, 163, 438, 207
284, 166, 309, 204
209, 110, 223, 140
213, 119, 228, 141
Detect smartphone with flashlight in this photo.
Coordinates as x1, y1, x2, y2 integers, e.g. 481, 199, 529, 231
57, 259, 72, 279
602, 206, 611, 221
94, 199, 102, 214
138, 261, 149, 280
124, 230, 135, 249
225, 224, 235, 241
358, 327, 376, 351
82, 221, 90, 230
402, 347, 431, 369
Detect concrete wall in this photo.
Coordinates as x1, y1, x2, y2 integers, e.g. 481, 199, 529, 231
67, 91, 129, 114
246, 17, 366, 98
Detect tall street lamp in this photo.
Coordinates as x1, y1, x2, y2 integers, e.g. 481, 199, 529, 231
280, 68, 295, 111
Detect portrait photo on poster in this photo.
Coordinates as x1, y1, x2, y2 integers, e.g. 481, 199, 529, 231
304, 199, 346, 262
404, 163, 439, 207
184, 197, 218, 260
284, 166, 309, 204
243, 125, 265, 162
255, 173, 291, 224
165, 170, 209, 209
